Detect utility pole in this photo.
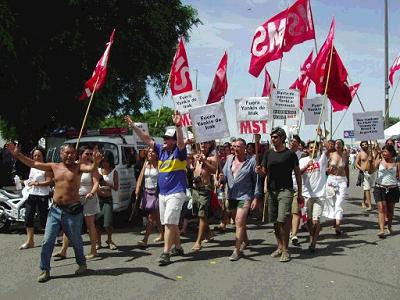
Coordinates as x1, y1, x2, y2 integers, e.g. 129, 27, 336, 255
194, 69, 198, 90
384, 0, 390, 127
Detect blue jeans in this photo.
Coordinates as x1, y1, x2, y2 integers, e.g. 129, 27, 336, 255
40, 205, 86, 271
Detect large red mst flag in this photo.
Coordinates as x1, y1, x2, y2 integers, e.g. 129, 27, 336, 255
283, 0, 315, 52
290, 50, 313, 109
261, 68, 276, 97
80, 29, 115, 100
389, 54, 400, 86
307, 18, 335, 94
170, 38, 193, 96
207, 52, 228, 104
249, 0, 315, 77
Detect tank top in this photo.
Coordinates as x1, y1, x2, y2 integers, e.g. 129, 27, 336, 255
79, 172, 93, 196
376, 163, 397, 186
28, 168, 50, 196
99, 168, 116, 187
144, 165, 158, 189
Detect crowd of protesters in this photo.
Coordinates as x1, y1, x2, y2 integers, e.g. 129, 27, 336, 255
3, 112, 400, 282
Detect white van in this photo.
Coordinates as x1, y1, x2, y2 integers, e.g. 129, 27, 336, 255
47, 130, 138, 212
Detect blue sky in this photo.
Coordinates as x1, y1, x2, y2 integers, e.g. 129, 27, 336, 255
150, 0, 400, 142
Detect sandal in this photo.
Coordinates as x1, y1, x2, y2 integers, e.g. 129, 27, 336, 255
279, 251, 291, 262
137, 240, 148, 248
191, 244, 202, 252
96, 243, 102, 250
270, 248, 283, 258
377, 232, 386, 239
153, 237, 164, 243
19, 243, 34, 250
52, 251, 67, 260
85, 253, 98, 260
106, 240, 118, 250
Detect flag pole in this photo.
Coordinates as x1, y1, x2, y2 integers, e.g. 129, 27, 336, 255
76, 76, 100, 150
312, 41, 335, 158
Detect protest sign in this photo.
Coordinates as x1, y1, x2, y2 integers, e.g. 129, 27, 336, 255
235, 97, 270, 121
303, 96, 328, 125
271, 89, 299, 119
353, 111, 384, 141
189, 102, 230, 143
172, 90, 202, 114
133, 122, 149, 150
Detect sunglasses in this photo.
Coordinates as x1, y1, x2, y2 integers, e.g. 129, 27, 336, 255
271, 135, 279, 139
84, 152, 93, 156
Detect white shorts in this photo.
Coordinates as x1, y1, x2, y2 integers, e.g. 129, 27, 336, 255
363, 172, 376, 191
159, 192, 186, 225
305, 197, 324, 221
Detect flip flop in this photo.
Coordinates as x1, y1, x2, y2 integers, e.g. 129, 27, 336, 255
191, 245, 202, 252
19, 243, 34, 250
153, 237, 164, 243
137, 240, 148, 249
52, 252, 67, 260
270, 249, 283, 258
106, 240, 118, 250
279, 251, 291, 262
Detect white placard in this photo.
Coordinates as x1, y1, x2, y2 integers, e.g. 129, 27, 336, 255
172, 90, 202, 114
133, 123, 149, 150
303, 96, 328, 125
271, 89, 300, 120
238, 120, 269, 134
189, 102, 230, 143
353, 111, 384, 141
235, 97, 270, 121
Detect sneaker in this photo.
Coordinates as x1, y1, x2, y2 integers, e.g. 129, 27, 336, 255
38, 271, 50, 283
291, 235, 299, 246
170, 246, 185, 257
157, 252, 171, 266
229, 250, 242, 261
75, 264, 87, 275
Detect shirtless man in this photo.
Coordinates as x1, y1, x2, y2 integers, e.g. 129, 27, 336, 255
355, 141, 375, 210
191, 141, 218, 251
7, 143, 102, 282
325, 139, 349, 235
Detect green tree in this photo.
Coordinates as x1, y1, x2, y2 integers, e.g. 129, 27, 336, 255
0, 0, 200, 152
386, 116, 400, 129
100, 107, 175, 137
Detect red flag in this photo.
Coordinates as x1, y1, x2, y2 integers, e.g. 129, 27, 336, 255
283, 0, 315, 52
249, 0, 315, 77
207, 52, 228, 104
350, 82, 361, 98
326, 47, 352, 112
170, 38, 193, 96
80, 29, 115, 100
261, 68, 276, 97
389, 54, 400, 86
307, 18, 335, 94
290, 51, 313, 109
249, 10, 287, 77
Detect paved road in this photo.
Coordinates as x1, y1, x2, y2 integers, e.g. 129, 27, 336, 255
1, 170, 399, 300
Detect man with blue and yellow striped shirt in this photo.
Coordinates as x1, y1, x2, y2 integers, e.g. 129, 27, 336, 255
125, 112, 187, 266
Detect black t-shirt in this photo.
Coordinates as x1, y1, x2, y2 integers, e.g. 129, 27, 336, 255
261, 148, 299, 191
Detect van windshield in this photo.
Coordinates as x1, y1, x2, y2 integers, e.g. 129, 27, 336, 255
81, 142, 119, 165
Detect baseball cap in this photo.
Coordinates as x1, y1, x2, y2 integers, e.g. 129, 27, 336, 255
271, 127, 287, 141
163, 127, 177, 140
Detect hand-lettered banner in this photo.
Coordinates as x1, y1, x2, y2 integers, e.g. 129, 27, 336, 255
172, 90, 202, 114
303, 96, 328, 125
235, 97, 270, 121
271, 89, 299, 120
189, 102, 230, 143
353, 111, 384, 141
133, 122, 149, 150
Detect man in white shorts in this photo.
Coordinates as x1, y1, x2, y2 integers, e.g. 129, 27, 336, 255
355, 141, 376, 211
125, 112, 187, 266
299, 140, 328, 253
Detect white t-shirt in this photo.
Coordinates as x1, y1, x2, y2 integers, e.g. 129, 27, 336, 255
292, 150, 303, 190
299, 152, 328, 198
28, 168, 50, 196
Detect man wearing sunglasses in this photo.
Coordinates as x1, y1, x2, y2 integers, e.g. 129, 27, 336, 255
261, 127, 303, 262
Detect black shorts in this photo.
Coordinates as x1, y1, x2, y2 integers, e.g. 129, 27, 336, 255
373, 186, 400, 203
